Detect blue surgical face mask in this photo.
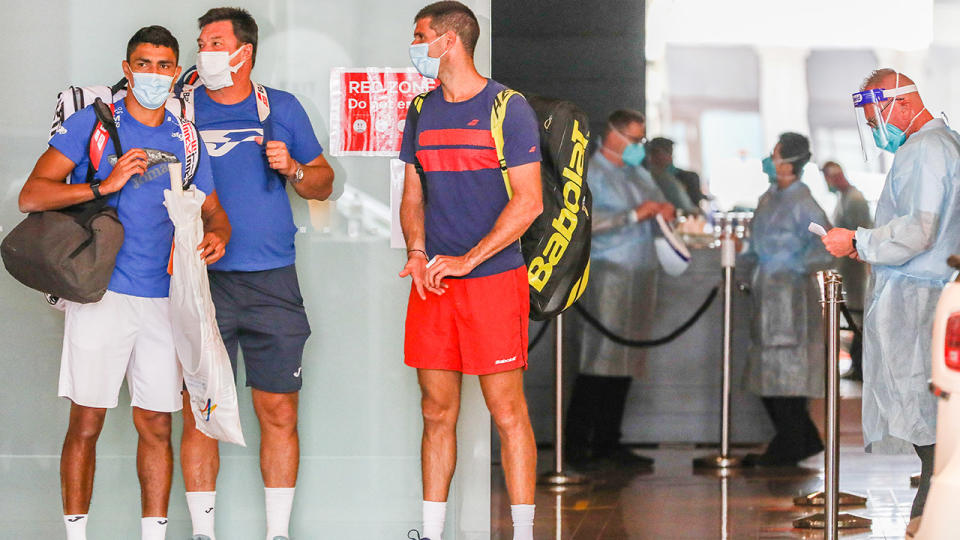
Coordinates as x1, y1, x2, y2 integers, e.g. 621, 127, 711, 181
409, 34, 449, 79
872, 98, 924, 153
761, 156, 778, 183
130, 72, 173, 110
622, 143, 646, 167
666, 164, 679, 175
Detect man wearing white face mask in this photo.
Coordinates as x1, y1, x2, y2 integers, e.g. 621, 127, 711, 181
823, 69, 960, 527
399, 2, 542, 539
179, 8, 334, 540
19, 26, 228, 540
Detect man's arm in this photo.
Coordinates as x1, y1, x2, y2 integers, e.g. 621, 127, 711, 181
398, 163, 444, 299
19, 147, 147, 213
198, 191, 231, 265
425, 161, 543, 288
264, 141, 334, 201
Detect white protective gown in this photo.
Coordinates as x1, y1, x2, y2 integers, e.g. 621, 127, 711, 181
856, 118, 960, 453
570, 151, 666, 378
744, 180, 835, 397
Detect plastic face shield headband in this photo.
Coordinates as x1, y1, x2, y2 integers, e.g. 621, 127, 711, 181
851, 80, 918, 161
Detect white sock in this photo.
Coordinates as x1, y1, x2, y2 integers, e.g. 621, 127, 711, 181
185, 491, 217, 538
511, 504, 535, 540
141, 517, 168, 540
422, 500, 447, 540
264, 487, 295, 539
64, 514, 88, 540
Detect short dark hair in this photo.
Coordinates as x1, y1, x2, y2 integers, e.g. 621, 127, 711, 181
605, 109, 645, 137
199, 7, 259, 67
127, 26, 179, 63
415, 1, 480, 57
777, 132, 812, 175
646, 137, 674, 155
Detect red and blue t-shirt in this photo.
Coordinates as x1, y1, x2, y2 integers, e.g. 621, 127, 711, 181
399, 79, 541, 278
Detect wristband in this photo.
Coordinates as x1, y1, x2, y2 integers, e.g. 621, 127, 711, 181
407, 249, 428, 259
90, 181, 103, 200
852, 238, 857, 252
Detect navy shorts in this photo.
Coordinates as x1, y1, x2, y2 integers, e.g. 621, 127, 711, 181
209, 265, 311, 393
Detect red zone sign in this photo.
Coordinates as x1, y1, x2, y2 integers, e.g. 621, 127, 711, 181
329, 68, 439, 156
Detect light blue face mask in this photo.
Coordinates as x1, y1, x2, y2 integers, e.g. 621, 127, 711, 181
761, 156, 778, 183
622, 143, 646, 167
872, 94, 925, 154
130, 72, 173, 110
409, 34, 449, 79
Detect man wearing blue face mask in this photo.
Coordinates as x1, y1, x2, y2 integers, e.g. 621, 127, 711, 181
179, 8, 335, 540
565, 110, 674, 469
823, 69, 960, 526
18, 26, 228, 540
744, 132, 834, 467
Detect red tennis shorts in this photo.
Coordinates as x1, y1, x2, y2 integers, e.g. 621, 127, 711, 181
404, 266, 529, 375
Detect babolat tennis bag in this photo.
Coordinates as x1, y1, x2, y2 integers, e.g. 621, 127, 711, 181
410, 90, 592, 320
2, 98, 124, 303
514, 94, 592, 320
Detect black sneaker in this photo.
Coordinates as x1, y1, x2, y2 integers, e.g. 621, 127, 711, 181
408, 529, 430, 540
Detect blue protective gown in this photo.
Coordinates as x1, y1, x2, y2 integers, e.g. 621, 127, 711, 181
570, 151, 666, 377
745, 181, 835, 397
855, 118, 960, 453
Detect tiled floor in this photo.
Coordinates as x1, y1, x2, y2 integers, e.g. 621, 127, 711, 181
492, 390, 921, 539
492, 445, 918, 539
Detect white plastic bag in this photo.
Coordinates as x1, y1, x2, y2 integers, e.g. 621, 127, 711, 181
164, 163, 245, 446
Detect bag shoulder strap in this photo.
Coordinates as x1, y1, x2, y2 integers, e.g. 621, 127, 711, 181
86, 99, 121, 183
490, 88, 523, 199
410, 91, 431, 204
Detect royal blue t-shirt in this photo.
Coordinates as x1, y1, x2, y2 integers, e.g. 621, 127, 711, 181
193, 86, 323, 272
399, 79, 541, 278
48, 99, 215, 298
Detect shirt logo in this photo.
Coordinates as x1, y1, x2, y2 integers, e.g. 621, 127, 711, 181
468, 119, 480, 126
528, 145, 536, 153
200, 128, 264, 157
56, 126, 68, 135
293, 367, 302, 378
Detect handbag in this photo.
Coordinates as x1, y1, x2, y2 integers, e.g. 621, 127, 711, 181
1, 98, 124, 303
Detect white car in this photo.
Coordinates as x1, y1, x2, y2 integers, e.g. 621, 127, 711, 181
915, 255, 960, 538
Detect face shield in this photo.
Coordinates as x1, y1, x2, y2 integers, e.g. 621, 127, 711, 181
851, 74, 918, 161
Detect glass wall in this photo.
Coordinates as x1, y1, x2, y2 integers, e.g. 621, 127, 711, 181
0, 1, 491, 538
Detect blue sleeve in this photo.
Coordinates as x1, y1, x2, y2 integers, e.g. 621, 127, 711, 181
399, 97, 421, 164
48, 106, 98, 182
279, 93, 323, 164
192, 135, 215, 197
502, 95, 541, 168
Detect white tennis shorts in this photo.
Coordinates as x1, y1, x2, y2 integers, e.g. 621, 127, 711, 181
58, 290, 183, 412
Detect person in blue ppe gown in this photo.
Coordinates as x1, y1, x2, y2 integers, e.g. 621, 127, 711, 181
823, 69, 960, 522
743, 132, 835, 467
821, 161, 873, 381
564, 109, 675, 469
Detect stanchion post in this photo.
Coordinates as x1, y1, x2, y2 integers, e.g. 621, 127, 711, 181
794, 271, 871, 533
539, 313, 588, 489
694, 213, 744, 470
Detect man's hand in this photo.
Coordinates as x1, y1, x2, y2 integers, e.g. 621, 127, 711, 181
197, 230, 227, 265
100, 149, 148, 194
635, 201, 661, 221
658, 202, 677, 222
399, 252, 445, 299
264, 140, 298, 177
425, 254, 476, 290
822, 227, 856, 257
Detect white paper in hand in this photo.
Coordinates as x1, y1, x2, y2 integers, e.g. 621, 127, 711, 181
808, 222, 827, 237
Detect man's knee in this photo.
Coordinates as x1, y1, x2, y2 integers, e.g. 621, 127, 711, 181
66, 405, 107, 442
255, 392, 299, 433
487, 393, 530, 433
421, 394, 459, 432
133, 409, 172, 443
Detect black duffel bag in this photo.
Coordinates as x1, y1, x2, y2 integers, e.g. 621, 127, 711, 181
1, 98, 124, 303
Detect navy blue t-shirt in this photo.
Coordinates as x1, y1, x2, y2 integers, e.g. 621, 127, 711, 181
399, 79, 541, 278
48, 99, 215, 298
193, 86, 323, 272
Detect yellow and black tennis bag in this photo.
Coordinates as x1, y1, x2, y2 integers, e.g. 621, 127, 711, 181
411, 89, 592, 320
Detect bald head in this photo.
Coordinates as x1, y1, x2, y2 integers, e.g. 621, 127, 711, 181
860, 68, 916, 92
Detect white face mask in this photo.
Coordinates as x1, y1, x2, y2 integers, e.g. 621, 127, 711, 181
196, 47, 246, 90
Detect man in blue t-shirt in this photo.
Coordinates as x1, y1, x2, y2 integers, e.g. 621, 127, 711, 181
19, 26, 230, 540
398, 3, 542, 540
178, 8, 334, 540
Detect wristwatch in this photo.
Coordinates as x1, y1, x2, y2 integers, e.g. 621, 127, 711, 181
290, 165, 305, 185
90, 181, 103, 200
